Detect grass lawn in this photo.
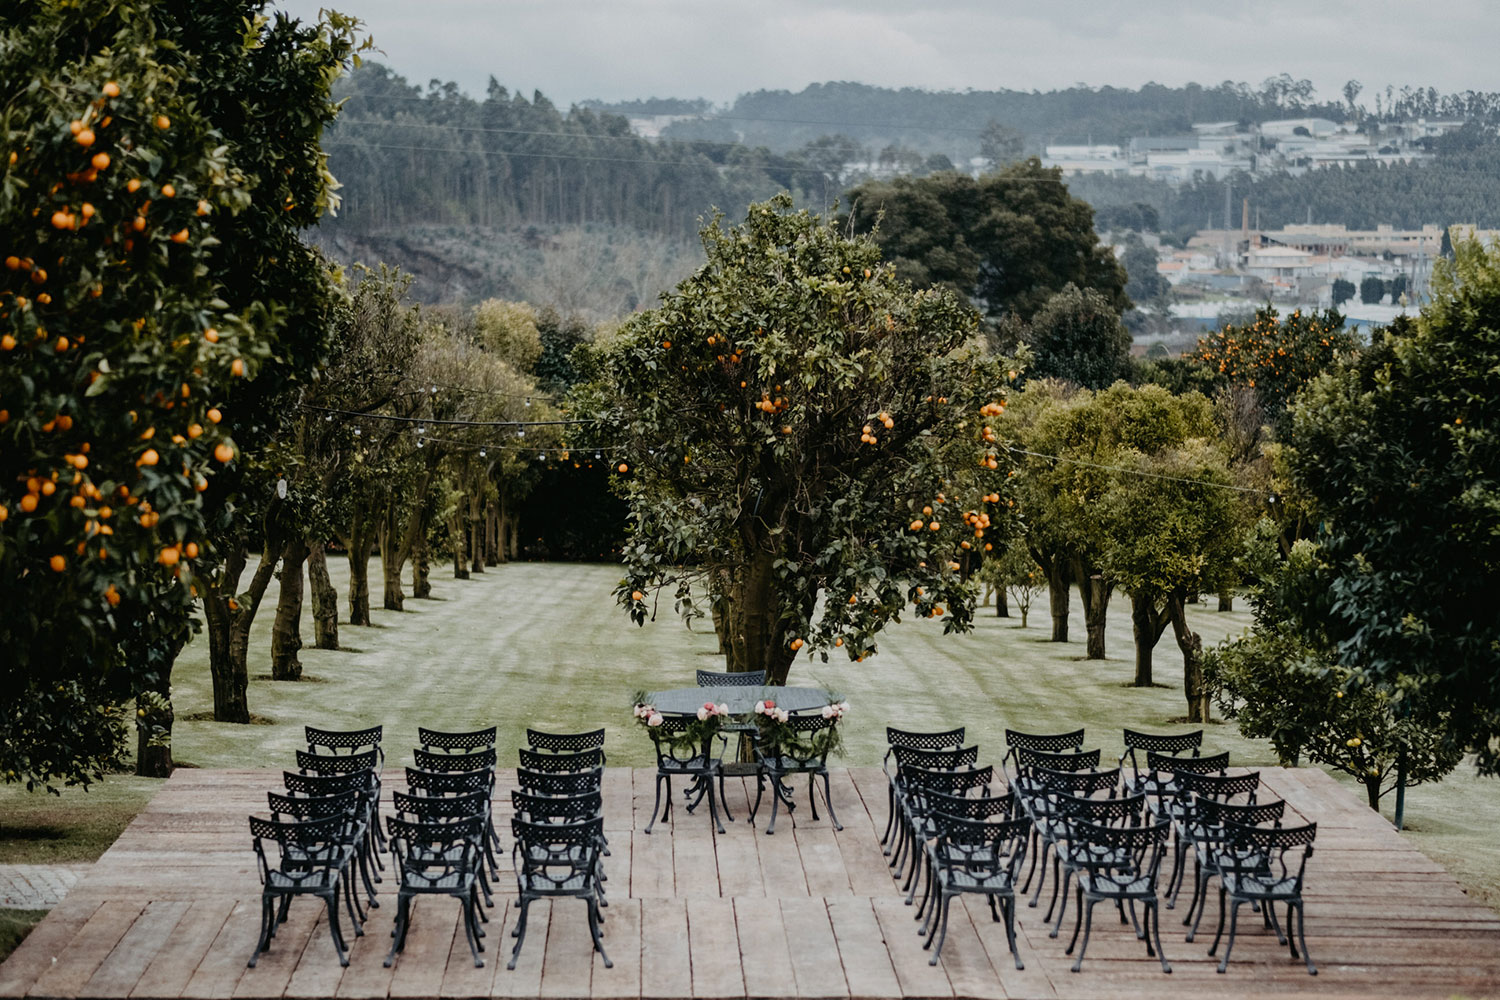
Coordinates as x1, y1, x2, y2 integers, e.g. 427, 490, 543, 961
4, 557, 1498, 914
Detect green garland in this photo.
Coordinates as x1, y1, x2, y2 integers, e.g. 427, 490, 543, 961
750, 693, 849, 762
631, 692, 727, 756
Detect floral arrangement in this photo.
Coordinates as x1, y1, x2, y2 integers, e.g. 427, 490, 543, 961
751, 694, 849, 762
631, 694, 731, 756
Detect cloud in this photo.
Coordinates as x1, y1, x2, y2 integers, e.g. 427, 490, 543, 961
272, 0, 1500, 107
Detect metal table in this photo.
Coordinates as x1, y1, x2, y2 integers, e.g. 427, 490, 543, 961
645, 685, 834, 717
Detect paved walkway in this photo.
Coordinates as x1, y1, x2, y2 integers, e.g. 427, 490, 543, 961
0, 864, 91, 910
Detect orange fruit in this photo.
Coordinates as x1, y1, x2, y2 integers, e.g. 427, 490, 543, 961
91, 151, 110, 169
19, 493, 38, 513
909, 519, 923, 531
207, 407, 222, 423
631, 590, 644, 601
50, 554, 66, 572
196, 200, 210, 216
170, 228, 189, 243
230, 358, 244, 376
137, 448, 159, 466
184, 542, 199, 558
160, 183, 175, 198
158, 546, 180, 567
1, 334, 15, 350
127, 178, 140, 193
213, 442, 234, 463
70, 494, 86, 508
155, 115, 170, 129
0, 504, 8, 522
834, 637, 844, 647
103, 81, 120, 98
51, 210, 73, 229
617, 462, 628, 473
105, 584, 120, 606
789, 638, 804, 651
928, 521, 940, 531
75, 129, 95, 147
204, 327, 219, 342
40, 480, 55, 496
187, 423, 203, 438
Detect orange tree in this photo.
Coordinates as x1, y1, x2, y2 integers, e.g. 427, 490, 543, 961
1187, 306, 1358, 419
580, 196, 1019, 684
0, 1, 361, 787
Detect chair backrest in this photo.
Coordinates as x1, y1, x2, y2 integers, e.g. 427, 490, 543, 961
282, 770, 367, 798
386, 815, 484, 885
1029, 765, 1121, 800
696, 669, 766, 687
883, 727, 965, 774
510, 816, 604, 886
404, 766, 492, 797
641, 716, 718, 768
248, 814, 348, 884
412, 746, 496, 774
1069, 819, 1169, 888
1015, 746, 1103, 774
510, 788, 603, 825
1175, 769, 1260, 805
417, 726, 497, 753
924, 788, 1014, 822
306, 724, 384, 759
930, 812, 1031, 881
1003, 728, 1086, 766
1223, 821, 1316, 891
517, 746, 605, 774
526, 728, 606, 755
515, 766, 604, 797
1056, 790, 1148, 829
1196, 797, 1285, 829
757, 713, 840, 766
901, 764, 995, 801
266, 789, 360, 825
391, 788, 488, 823
296, 748, 378, 777
1120, 728, 1202, 778
890, 743, 980, 774
1150, 749, 1229, 777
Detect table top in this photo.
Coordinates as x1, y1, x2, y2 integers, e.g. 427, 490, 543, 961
645, 685, 835, 716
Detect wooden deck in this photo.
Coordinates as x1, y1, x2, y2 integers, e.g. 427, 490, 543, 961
2, 766, 1498, 1000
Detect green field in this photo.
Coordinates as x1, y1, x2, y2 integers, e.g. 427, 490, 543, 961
5, 557, 1498, 916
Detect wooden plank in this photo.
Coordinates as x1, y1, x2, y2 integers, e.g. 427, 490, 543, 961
29, 899, 145, 999
925, 897, 1005, 1000
129, 898, 237, 999
669, 812, 720, 897
824, 897, 902, 1000
0, 897, 100, 998
601, 767, 634, 833
82, 900, 192, 999
637, 898, 690, 1000
732, 897, 797, 999
588, 896, 642, 1000
539, 896, 595, 998
780, 897, 849, 999
388, 899, 462, 999
754, 813, 809, 898
629, 823, 674, 900
332, 897, 405, 999
870, 895, 952, 998
283, 907, 352, 1000
231, 899, 319, 999
827, 770, 901, 898
182, 899, 260, 1000
686, 897, 743, 999
712, 782, 765, 897
437, 897, 503, 999
491, 900, 548, 998
795, 826, 853, 897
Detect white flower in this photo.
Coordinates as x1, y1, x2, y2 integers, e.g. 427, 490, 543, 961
715, 702, 729, 717
821, 705, 835, 719
839, 701, 851, 713
754, 701, 767, 715
648, 713, 664, 727
774, 708, 789, 723
697, 706, 709, 721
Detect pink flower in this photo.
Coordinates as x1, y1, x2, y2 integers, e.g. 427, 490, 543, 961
697, 706, 710, 721
647, 713, 664, 727
821, 705, 835, 719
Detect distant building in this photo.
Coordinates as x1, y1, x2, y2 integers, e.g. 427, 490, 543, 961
1041, 144, 1127, 175
1260, 117, 1339, 140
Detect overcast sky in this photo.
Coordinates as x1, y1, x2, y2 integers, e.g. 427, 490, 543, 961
271, 0, 1500, 108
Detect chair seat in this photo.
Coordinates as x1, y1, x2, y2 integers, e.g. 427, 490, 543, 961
283, 843, 355, 867
758, 754, 825, 773
410, 843, 475, 865
267, 868, 340, 891
1222, 872, 1300, 899
518, 871, 593, 893
1197, 846, 1268, 874
399, 870, 477, 892
658, 755, 714, 774
1063, 844, 1131, 869
1080, 872, 1155, 897
942, 868, 1016, 891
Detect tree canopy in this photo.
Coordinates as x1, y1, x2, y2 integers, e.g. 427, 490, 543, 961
584, 195, 1018, 683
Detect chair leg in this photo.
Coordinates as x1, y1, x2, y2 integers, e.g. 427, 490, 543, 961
1149, 901, 1171, 973
717, 772, 736, 823
819, 771, 843, 831
1295, 902, 1316, 975
927, 893, 953, 964
904, 845, 927, 906
383, 894, 410, 967
881, 781, 897, 851
1043, 851, 1062, 922
248, 896, 273, 967
507, 897, 532, 970
1027, 838, 1050, 907
644, 775, 666, 834
1186, 868, 1214, 942
461, 896, 485, 968
587, 898, 614, 968
1266, 897, 1288, 944
1020, 827, 1040, 893
324, 892, 350, 967
1049, 867, 1072, 938
1208, 885, 1228, 956
765, 779, 783, 835
1070, 898, 1098, 972
707, 779, 726, 835
1065, 883, 1085, 956
1216, 899, 1244, 973
749, 772, 765, 822
1002, 895, 1024, 970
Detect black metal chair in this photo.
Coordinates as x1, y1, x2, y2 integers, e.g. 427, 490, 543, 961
642, 716, 730, 835
1120, 729, 1203, 800
510, 788, 608, 907
1046, 791, 1151, 937
306, 724, 385, 765
1165, 769, 1260, 907
923, 811, 1031, 969
750, 714, 843, 835
247, 814, 355, 968
881, 727, 966, 853
1182, 797, 1287, 942
295, 747, 387, 862
526, 728, 606, 757
265, 789, 369, 930
696, 669, 766, 687
913, 789, 1012, 930
1209, 821, 1317, 975
391, 788, 496, 906
897, 765, 997, 906
515, 766, 604, 797
417, 725, 497, 753
282, 769, 383, 907
384, 815, 488, 969
886, 744, 981, 885
404, 766, 493, 798
509, 816, 610, 970
1064, 819, 1172, 974
1012, 762, 1119, 910
410, 748, 500, 878
517, 747, 605, 774
1001, 728, 1086, 779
